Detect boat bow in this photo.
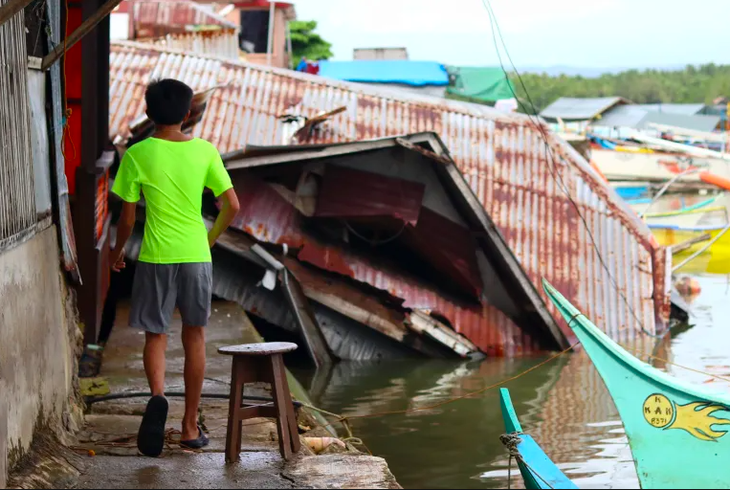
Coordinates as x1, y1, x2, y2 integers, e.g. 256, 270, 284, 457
543, 278, 730, 489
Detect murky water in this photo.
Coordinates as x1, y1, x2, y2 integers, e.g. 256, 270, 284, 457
300, 227, 730, 489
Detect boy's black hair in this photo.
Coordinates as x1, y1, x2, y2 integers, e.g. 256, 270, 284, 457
145, 79, 194, 126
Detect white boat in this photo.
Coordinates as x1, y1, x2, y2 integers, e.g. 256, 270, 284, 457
592, 148, 730, 183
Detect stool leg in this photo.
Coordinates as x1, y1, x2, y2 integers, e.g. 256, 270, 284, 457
272, 354, 301, 454
225, 358, 245, 464
268, 354, 293, 461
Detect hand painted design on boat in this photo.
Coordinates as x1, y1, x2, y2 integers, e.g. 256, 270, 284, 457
644, 394, 730, 441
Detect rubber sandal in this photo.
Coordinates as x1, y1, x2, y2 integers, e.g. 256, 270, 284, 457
180, 425, 210, 450
137, 396, 169, 457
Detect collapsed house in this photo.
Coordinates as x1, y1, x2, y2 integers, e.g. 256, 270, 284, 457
109, 40, 672, 359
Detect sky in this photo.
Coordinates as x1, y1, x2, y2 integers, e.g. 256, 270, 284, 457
294, 0, 730, 70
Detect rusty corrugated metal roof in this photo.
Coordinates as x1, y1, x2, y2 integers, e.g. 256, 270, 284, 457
222, 135, 566, 356
129, 0, 238, 39
108, 41, 671, 346
146, 29, 240, 60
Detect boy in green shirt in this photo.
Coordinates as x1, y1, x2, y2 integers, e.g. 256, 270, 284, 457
110, 79, 240, 457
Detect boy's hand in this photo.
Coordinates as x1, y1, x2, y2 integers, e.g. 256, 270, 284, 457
110, 247, 126, 272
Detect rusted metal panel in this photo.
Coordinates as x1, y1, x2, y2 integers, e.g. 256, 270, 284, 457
108, 42, 670, 346
0, 3, 36, 243
315, 165, 426, 225
130, 0, 237, 39
147, 29, 239, 60
227, 164, 551, 357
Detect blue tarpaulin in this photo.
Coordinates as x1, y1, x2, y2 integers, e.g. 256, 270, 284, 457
318, 61, 449, 87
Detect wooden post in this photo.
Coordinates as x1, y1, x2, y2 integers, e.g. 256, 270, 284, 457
266, 0, 275, 66
41, 0, 123, 70
0, 0, 33, 28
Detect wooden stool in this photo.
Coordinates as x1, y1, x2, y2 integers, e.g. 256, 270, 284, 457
218, 342, 301, 463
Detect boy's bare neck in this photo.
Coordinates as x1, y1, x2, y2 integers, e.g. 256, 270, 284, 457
153, 124, 193, 142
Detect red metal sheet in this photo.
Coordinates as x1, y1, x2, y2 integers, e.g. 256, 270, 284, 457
108, 42, 671, 351
315, 165, 425, 226
404, 207, 483, 299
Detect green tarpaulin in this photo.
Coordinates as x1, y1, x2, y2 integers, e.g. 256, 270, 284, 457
446, 66, 515, 103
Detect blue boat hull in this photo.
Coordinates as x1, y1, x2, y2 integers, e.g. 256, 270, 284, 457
499, 388, 578, 490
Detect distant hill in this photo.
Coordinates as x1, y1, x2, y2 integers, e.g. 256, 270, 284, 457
516, 65, 686, 79
504, 64, 730, 113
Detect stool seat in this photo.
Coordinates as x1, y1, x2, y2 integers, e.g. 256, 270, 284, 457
218, 342, 298, 356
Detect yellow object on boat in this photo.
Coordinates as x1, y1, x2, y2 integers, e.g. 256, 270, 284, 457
614, 146, 655, 154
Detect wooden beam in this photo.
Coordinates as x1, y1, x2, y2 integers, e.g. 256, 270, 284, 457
670, 233, 712, 255
41, 0, 122, 71
0, 0, 33, 28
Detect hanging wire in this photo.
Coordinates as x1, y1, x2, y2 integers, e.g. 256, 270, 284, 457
480, 0, 664, 339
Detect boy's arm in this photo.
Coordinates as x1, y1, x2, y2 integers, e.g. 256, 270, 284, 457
208, 187, 240, 248
110, 201, 136, 272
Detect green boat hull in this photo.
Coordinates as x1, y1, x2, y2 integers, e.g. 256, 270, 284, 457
543, 279, 730, 489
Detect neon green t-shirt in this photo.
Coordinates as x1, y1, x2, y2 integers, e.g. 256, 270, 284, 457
111, 137, 233, 264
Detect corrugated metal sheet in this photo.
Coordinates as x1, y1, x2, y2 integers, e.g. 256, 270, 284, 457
634, 103, 707, 116
227, 168, 546, 357
148, 29, 239, 60
0, 3, 36, 242
315, 164, 426, 225
540, 97, 628, 121
108, 42, 670, 347
130, 0, 237, 39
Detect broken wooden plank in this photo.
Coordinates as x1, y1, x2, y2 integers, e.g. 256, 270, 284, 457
408, 310, 478, 358
670, 233, 712, 255
280, 270, 336, 368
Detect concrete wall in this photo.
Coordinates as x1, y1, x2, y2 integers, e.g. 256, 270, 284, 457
0, 227, 80, 479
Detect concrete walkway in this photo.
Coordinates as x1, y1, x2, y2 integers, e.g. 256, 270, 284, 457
73, 301, 400, 489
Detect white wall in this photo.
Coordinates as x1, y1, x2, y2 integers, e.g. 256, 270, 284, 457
110, 13, 129, 40
28, 71, 51, 217
0, 227, 80, 476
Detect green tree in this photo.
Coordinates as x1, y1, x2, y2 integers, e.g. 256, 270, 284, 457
502, 64, 730, 113
289, 20, 333, 67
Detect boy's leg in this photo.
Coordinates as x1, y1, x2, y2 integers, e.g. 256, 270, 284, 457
130, 262, 177, 457
181, 326, 206, 440
177, 262, 213, 444
144, 332, 168, 396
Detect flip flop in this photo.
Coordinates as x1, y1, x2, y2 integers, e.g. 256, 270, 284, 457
137, 395, 169, 457
180, 425, 210, 450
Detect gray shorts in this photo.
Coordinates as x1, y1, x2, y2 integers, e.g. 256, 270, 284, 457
130, 262, 213, 334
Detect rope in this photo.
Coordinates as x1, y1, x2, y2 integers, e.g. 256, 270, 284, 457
636, 350, 730, 384
500, 432, 555, 490
563, 311, 730, 384
341, 344, 577, 423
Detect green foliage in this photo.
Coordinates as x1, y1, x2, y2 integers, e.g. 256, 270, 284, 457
507, 64, 730, 113
290, 20, 333, 67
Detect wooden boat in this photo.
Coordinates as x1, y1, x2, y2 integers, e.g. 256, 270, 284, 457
543, 279, 730, 489
499, 388, 577, 490
592, 148, 730, 183
645, 206, 727, 231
